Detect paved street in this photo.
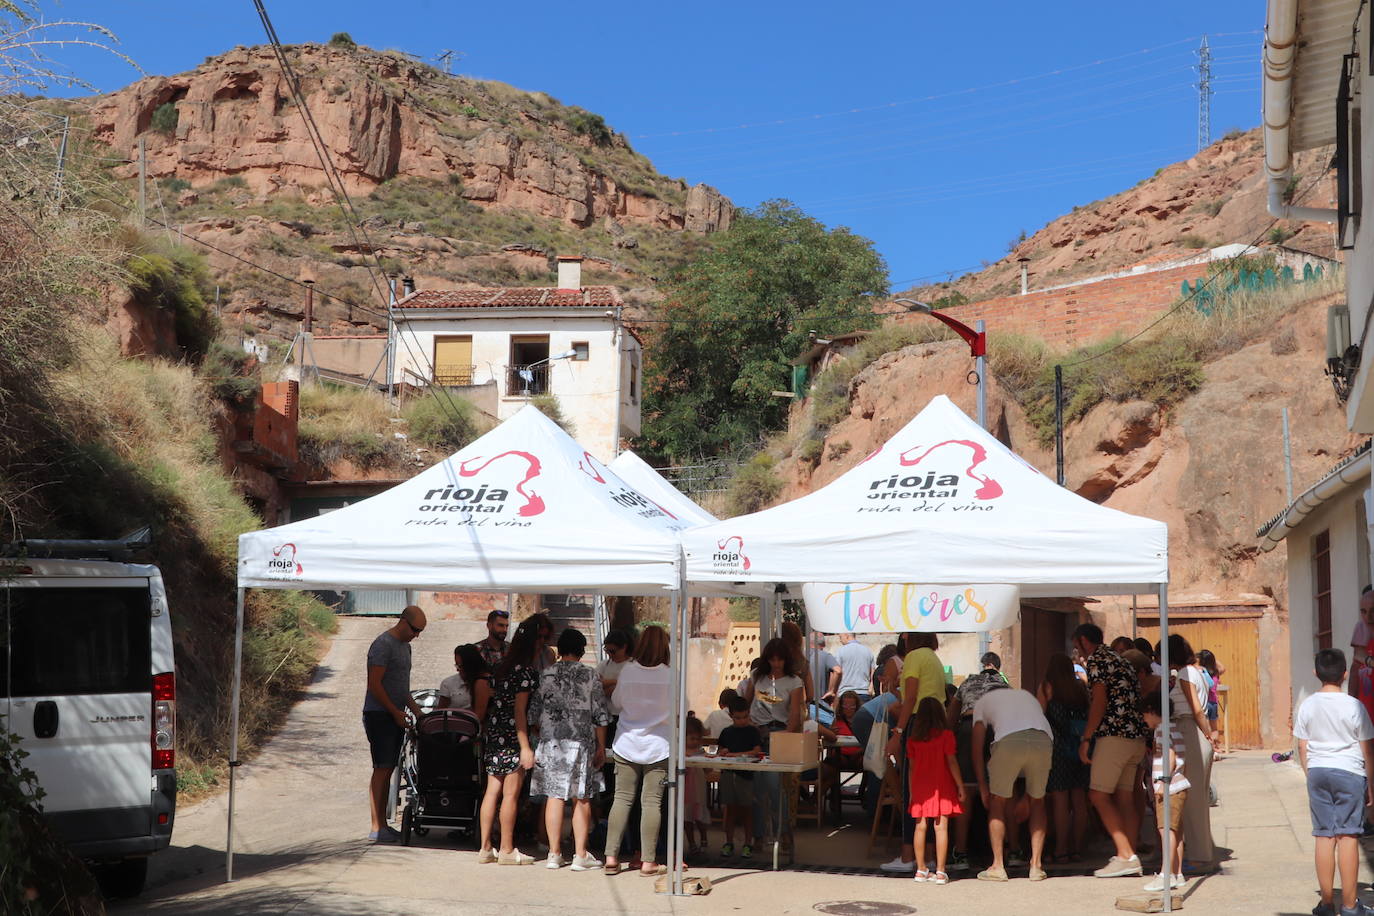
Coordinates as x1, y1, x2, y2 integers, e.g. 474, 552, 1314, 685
116, 615, 1358, 915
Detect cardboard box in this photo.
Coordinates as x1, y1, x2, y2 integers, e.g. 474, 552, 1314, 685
769, 731, 819, 766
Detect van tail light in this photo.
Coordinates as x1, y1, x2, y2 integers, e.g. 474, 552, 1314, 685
152, 672, 175, 770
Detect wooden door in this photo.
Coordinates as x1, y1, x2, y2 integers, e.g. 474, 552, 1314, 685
1020, 605, 1067, 692
1136, 614, 1261, 748
433, 336, 473, 385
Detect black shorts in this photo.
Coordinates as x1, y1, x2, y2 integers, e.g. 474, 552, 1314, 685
363, 711, 404, 769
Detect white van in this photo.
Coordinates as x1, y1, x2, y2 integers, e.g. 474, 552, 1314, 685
1, 537, 177, 897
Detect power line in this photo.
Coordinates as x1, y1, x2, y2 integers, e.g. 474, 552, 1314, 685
251, 0, 470, 428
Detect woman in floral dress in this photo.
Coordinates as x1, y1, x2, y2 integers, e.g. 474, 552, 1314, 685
478, 617, 541, 865
532, 628, 610, 870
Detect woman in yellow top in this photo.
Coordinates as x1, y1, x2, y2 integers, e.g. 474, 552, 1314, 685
880, 633, 946, 873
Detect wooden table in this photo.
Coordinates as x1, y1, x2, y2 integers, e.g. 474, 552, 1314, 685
686, 753, 810, 870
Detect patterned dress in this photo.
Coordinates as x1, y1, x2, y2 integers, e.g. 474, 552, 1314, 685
484, 663, 537, 776
1045, 698, 1090, 791
530, 661, 611, 799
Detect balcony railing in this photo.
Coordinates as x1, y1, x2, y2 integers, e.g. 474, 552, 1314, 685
433, 364, 476, 387
506, 363, 550, 397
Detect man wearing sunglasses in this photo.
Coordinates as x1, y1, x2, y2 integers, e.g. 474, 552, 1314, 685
477, 608, 511, 670
363, 604, 427, 842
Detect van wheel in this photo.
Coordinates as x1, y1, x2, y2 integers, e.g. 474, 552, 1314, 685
96, 857, 148, 898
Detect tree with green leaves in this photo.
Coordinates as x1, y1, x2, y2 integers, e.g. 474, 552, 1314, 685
639, 200, 888, 462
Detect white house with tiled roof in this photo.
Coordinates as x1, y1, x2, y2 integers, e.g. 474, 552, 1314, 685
390, 256, 641, 461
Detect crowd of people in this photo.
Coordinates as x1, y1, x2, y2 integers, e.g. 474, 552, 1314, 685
360, 607, 1230, 890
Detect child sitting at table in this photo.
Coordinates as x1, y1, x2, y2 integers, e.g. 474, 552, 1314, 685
906, 695, 965, 885
683, 716, 712, 857
706, 688, 738, 738
717, 695, 763, 859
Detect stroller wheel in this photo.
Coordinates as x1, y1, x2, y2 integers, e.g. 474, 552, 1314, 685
416, 827, 429, 837
401, 805, 413, 846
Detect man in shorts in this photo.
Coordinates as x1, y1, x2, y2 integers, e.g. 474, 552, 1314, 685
972, 688, 1054, 882
1074, 622, 1148, 878
363, 605, 426, 842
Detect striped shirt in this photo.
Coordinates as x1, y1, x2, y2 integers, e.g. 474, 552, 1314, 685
1151, 722, 1190, 795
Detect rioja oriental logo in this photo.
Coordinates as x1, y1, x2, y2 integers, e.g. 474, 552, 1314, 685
269, 543, 303, 575
864, 439, 1003, 502
713, 535, 750, 572
417, 450, 546, 517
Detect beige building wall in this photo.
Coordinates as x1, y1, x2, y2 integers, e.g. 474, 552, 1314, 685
312, 335, 387, 379
391, 314, 641, 462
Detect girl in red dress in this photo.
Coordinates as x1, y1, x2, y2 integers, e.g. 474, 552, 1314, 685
906, 696, 966, 885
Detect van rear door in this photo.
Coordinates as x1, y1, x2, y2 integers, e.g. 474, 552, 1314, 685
1, 581, 154, 842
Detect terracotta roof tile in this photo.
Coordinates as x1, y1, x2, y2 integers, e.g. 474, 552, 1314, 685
396, 286, 622, 309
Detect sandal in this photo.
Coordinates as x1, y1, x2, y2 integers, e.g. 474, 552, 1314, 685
913, 869, 931, 883
602, 863, 621, 876
640, 864, 667, 876
932, 871, 949, 885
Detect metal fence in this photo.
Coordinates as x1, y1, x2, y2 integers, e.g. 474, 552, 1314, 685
658, 460, 739, 495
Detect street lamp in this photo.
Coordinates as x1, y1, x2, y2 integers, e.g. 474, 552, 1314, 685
889, 298, 987, 431
517, 349, 577, 395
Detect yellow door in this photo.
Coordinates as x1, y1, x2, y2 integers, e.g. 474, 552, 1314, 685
433, 337, 473, 385
1137, 614, 1261, 748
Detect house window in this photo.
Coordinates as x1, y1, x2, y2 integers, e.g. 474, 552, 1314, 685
571, 341, 589, 361
433, 336, 473, 386
1314, 529, 1333, 650
629, 352, 639, 404
508, 335, 550, 396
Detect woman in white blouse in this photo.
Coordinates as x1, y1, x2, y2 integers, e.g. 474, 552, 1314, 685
1158, 634, 1215, 868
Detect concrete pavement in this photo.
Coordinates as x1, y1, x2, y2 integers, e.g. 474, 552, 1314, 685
116, 616, 1358, 915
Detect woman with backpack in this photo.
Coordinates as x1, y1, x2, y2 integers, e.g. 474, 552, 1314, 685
1038, 652, 1090, 863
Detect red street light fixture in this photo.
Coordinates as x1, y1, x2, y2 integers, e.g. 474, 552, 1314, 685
890, 297, 986, 357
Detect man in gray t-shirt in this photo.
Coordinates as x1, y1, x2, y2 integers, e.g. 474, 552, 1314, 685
835, 633, 875, 702
363, 605, 426, 842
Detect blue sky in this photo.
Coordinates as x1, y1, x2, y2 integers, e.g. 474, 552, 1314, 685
44, 0, 1266, 290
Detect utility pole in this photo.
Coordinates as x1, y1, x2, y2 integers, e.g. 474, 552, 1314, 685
1195, 35, 1213, 151
53, 116, 70, 205
436, 50, 456, 74
137, 137, 147, 227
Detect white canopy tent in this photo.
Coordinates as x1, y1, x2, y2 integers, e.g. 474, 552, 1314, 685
229, 405, 697, 880
609, 450, 718, 528
675, 395, 1174, 900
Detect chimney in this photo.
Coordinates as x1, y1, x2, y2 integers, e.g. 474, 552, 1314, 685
1018, 256, 1031, 295
301, 278, 315, 334
556, 255, 583, 291
402, 276, 416, 297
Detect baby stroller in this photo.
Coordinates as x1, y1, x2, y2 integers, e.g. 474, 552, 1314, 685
399, 707, 483, 845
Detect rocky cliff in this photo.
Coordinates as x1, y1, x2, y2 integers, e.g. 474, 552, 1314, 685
907, 129, 1337, 303
87, 44, 731, 234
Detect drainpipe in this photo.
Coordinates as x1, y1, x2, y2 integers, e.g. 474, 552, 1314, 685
1263, 0, 1338, 224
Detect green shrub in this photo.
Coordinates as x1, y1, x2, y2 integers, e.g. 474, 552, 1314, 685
150, 101, 179, 134
461, 104, 480, 118
202, 340, 259, 404
124, 245, 218, 361
726, 452, 783, 516
405, 392, 479, 452
162, 177, 191, 194
329, 31, 357, 49
1178, 234, 1210, 249
562, 107, 613, 146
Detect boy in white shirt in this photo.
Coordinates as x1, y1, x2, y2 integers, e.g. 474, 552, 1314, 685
1294, 648, 1374, 916
1140, 692, 1189, 892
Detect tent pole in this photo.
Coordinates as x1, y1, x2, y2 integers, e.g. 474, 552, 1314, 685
1159, 583, 1171, 912
674, 567, 690, 895
1131, 594, 1138, 639
226, 586, 246, 882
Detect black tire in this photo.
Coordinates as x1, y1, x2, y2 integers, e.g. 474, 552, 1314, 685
415, 827, 429, 837
95, 857, 148, 898
401, 804, 413, 846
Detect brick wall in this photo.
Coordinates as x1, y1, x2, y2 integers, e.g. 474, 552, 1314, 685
894, 262, 1212, 349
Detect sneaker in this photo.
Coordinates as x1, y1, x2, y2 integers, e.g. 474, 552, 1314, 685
546, 853, 566, 869
1028, 866, 1048, 882
570, 854, 602, 872
497, 850, 536, 866
1094, 854, 1142, 878
1143, 873, 1168, 892
476, 848, 497, 864
1171, 874, 1186, 889
977, 866, 1009, 882
948, 852, 970, 873
1341, 905, 1369, 916
1313, 902, 1336, 916
880, 856, 916, 873
741, 844, 754, 859
367, 825, 401, 843
720, 843, 735, 858
931, 871, 949, 885
913, 869, 931, 883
